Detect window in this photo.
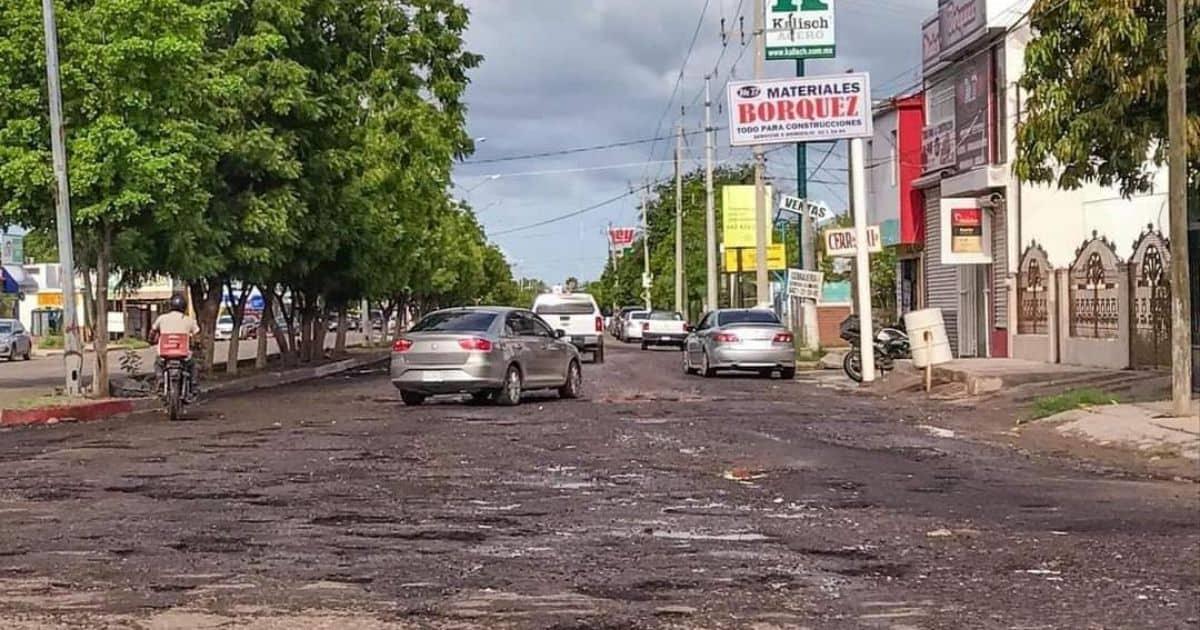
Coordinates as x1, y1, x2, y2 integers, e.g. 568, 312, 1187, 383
648, 311, 683, 320
696, 313, 714, 330
630, 311, 649, 320
507, 312, 549, 337
535, 300, 595, 315
927, 81, 955, 126
0, 321, 12, 334
718, 310, 781, 326
527, 314, 556, 338
411, 311, 498, 333
890, 129, 899, 186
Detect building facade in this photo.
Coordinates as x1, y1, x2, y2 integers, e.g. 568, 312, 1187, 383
868, 94, 926, 322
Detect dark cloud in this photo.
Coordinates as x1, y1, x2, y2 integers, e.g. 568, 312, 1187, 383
456, 0, 930, 282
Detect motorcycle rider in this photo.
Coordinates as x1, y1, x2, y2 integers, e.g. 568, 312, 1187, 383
150, 294, 200, 401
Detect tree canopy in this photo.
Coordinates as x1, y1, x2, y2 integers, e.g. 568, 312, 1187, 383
1015, 0, 1199, 196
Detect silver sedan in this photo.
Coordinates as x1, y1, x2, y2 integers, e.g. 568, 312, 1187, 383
0, 319, 33, 361
390, 307, 583, 406
682, 308, 796, 379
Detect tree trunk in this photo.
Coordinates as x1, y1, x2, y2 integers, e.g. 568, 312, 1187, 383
92, 229, 111, 398
314, 312, 329, 359
225, 282, 250, 375
256, 288, 270, 369
299, 308, 315, 363
269, 293, 295, 367
334, 306, 348, 355
189, 278, 222, 374
81, 268, 95, 344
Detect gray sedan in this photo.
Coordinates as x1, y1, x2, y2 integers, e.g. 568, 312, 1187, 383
0, 319, 33, 361
682, 309, 795, 379
390, 307, 583, 406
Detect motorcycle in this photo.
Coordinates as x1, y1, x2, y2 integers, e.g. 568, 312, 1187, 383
839, 314, 911, 383
155, 333, 196, 421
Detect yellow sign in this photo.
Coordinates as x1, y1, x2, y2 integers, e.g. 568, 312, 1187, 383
721, 185, 774, 248
724, 243, 787, 271
37, 292, 63, 307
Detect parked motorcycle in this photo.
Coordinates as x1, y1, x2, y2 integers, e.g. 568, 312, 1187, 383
839, 315, 911, 383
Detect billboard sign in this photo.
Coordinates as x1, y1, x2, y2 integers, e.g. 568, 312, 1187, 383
823, 225, 882, 257
922, 121, 955, 171
938, 0, 987, 56
939, 198, 992, 264
1, 234, 23, 265
779, 195, 831, 220
765, 0, 836, 61
787, 269, 824, 301
724, 243, 788, 271
721, 185, 774, 248
954, 52, 991, 172
922, 15, 941, 69
608, 227, 637, 249
727, 73, 872, 146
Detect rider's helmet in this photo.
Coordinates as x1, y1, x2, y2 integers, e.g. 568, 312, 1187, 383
168, 294, 187, 313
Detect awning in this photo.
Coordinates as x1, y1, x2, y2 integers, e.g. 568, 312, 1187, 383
1, 265, 38, 294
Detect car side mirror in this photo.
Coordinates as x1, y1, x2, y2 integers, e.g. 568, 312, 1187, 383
554, 329, 566, 339
684, 324, 694, 332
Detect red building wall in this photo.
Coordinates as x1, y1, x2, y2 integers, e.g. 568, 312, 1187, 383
895, 94, 926, 246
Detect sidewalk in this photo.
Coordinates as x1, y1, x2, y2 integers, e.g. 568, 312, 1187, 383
1045, 400, 1200, 462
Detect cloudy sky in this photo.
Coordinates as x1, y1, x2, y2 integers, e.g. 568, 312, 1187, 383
455, 0, 931, 283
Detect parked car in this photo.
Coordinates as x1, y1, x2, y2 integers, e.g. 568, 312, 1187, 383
609, 305, 642, 339
622, 310, 649, 342
531, 292, 605, 363
390, 307, 583, 406
639, 310, 689, 350
0, 319, 33, 361
682, 308, 795, 379
214, 315, 235, 341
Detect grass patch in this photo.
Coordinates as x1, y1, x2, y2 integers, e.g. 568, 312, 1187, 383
37, 334, 64, 350
5, 394, 79, 410
1029, 388, 1122, 420
111, 337, 150, 350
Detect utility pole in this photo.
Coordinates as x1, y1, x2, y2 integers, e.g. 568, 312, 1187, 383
1166, 0, 1193, 417
675, 124, 685, 314
752, 0, 770, 307
849, 137, 875, 382
40, 0, 82, 396
642, 187, 652, 311
796, 59, 812, 271
704, 76, 718, 312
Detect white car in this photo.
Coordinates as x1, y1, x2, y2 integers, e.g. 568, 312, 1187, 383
532, 292, 605, 363
622, 310, 649, 342
215, 315, 235, 340
639, 310, 689, 349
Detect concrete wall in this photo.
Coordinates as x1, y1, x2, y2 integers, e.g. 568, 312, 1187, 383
867, 108, 900, 227
1010, 269, 1058, 363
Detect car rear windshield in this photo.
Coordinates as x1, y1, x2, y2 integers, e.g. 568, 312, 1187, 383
410, 311, 497, 333
629, 312, 649, 320
718, 310, 780, 326
535, 302, 595, 315
0, 322, 12, 334
649, 311, 683, 320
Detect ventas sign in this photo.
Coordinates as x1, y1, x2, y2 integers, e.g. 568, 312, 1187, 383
728, 73, 872, 147
765, 0, 836, 61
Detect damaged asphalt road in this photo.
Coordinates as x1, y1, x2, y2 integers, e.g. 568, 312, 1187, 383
0, 344, 1195, 629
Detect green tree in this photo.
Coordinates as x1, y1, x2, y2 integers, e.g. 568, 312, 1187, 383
1015, 0, 1199, 196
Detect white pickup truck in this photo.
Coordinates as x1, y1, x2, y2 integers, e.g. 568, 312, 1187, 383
532, 292, 605, 363
639, 310, 689, 350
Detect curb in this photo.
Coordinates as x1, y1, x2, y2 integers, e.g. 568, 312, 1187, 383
0, 352, 390, 429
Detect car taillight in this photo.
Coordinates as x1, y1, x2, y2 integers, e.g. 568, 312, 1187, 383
458, 337, 493, 352
392, 338, 413, 352
713, 332, 739, 343
595, 316, 604, 332
773, 332, 794, 343
642, 322, 650, 331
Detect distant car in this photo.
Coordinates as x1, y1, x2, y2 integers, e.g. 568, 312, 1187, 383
682, 308, 795, 379
609, 306, 642, 339
639, 310, 689, 350
531, 292, 605, 364
0, 319, 33, 361
390, 307, 583, 407
215, 315, 235, 341
622, 310, 649, 342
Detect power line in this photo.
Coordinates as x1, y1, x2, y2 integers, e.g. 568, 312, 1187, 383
459, 129, 716, 166
642, 0, 713, 184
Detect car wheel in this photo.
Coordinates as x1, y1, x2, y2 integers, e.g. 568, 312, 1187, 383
780, 367, 796, 380
594, 344, 605, 364
23, 347, 32, 361
400, 391, 426, 406
496, 365, 522, 406
701, 351, 716, 378
640, 341, 648, 351
558, 360, 582, 399
682, 350, 695, 375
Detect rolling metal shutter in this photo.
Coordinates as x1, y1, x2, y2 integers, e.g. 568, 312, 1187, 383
992, 202, 1008, 329
923, 188, 960, 355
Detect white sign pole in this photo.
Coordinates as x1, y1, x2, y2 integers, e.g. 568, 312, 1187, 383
848, 137, 875, 382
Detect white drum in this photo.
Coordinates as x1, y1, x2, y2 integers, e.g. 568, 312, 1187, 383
904, 308, 953, 368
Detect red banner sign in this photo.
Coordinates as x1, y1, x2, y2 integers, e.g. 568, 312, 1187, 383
608, 227, 636, 248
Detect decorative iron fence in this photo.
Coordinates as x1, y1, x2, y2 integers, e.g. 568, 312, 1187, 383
1016, 242, 1050, 335
1068, 232, 1122, 339
1128, 225, 1172, 369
